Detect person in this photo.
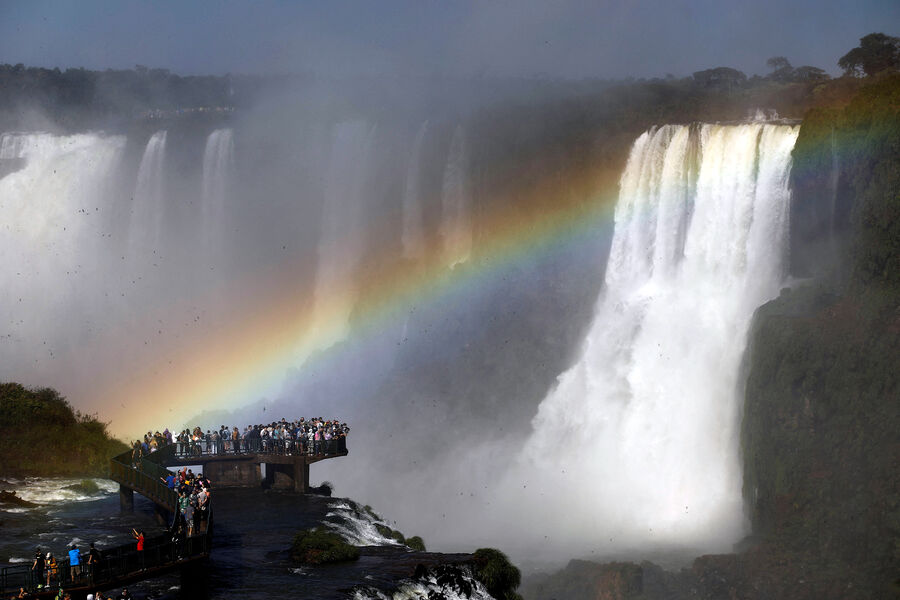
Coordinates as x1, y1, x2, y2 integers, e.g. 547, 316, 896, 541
117, 588, 132, 600
31, 549, 44, 589
67, 544, 81, 580
45, 553, 57, 588
17, 587, 27, 598
86, 543, 101, 580
131, 529, 144, 569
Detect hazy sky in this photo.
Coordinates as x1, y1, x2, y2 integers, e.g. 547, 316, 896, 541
0, 1, 898, 79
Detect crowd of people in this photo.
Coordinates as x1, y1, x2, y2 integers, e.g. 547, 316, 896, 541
21, 543, 135, 600
130, 417, 350, 459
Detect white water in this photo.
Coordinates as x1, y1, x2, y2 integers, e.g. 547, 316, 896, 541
0, 132, 125, 384
440, 125, 472, 268
352, 567, 493, 600
129, 130, 168, 257
498, 122, 799, 557
401, 121, 429, 260
324, 501, 404, 547
201, 128, 235, 266
312, 120, 376, 345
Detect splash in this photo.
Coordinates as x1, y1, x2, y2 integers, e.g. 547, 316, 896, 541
402, 121, 429, 260
440, 126, 472, 269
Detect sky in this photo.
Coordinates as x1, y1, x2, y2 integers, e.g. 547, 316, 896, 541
0, 0, 898, 80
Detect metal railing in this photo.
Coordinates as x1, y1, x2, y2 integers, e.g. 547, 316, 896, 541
1, 455, 213, 597
165, 435, 348, 459
0, 525, 212, 595
109, 448, 178, 512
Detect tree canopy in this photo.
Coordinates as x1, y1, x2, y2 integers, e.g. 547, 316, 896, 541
838, 33, 900, 77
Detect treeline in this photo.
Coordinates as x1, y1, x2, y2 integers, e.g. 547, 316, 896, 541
0, 382, 128, 477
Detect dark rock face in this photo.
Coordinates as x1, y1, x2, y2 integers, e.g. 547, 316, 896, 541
0, 490, 37, 507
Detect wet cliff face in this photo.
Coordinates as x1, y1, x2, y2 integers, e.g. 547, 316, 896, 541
741, 72, 900, 598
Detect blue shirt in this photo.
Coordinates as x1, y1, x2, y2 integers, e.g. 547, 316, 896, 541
165, 475, 176, 489
68, 549, 80, 566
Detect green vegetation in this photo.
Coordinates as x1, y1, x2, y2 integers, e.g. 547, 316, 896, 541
405, 536, 426, 552
469, 548, 523, 600
290, 527, 360, 565
839, 33, 900, 77
64, 479, 101, 494
0, 383, 128, 478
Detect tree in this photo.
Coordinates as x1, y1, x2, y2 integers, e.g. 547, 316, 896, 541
793, 66, 829, 82
692, 66, 747, 89
766, 56, 792, 71
766, 56, 795, 82
838, 33, 900, 77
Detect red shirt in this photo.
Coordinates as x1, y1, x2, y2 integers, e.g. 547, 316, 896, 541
136, 535, 144, 551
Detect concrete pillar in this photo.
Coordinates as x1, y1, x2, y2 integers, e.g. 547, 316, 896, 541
153, 504, 170, 526
119, 484, 134, 513
205, 459, 262, 487
293, 460, 309, 493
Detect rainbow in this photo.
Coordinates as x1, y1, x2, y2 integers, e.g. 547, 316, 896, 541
101, 164, 621, 438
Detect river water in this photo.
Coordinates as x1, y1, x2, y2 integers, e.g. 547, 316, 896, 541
0, 478, 487, 599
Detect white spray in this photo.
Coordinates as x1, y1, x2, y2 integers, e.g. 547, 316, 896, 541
440, 125, 472, 269
402, 121, 429, 261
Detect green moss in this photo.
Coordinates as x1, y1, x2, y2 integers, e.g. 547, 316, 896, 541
64, 479, 100, 494
405, 536, 426, 552
470, 548, 523, 600
390, 530, 406, 544
290, 527, 360, 565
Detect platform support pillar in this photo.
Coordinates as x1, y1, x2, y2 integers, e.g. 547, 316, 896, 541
119, 484, 134, 513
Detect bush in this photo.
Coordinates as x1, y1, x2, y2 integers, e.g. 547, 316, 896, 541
290, 527, 360, 565
470, 548, 523, 600
406, 536, 426, 552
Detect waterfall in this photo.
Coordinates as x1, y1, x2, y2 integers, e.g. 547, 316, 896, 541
201, 128, 235, 266
312, 120, 376, 345
129, 130, 168, 257
0, 132, 125, 384
401, 121, 429, 260
440, 125, 472, 268
512, 123, 799, 554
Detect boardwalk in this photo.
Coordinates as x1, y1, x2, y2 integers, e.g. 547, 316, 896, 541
1, 438, 347, 598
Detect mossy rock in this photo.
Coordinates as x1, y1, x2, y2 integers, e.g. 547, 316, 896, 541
374, 523, 394, 539
470, 548, 523, 600
290, 527, 360, 565
64, 479, 100, 494
405, 536, 426, 552
390, 530, 406, 544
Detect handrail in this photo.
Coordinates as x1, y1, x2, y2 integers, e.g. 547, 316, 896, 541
0, 448, 212, 596
161, 435, 348, 460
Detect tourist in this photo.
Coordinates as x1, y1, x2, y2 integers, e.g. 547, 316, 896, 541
86, 543, 101, 580
117, 588, 132, 600
31, 549, 44, 589
131, 529, 144, 569
45, 553, 57, 588
67, 544, 81, 580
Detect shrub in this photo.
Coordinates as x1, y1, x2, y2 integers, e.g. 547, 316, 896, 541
470, 548, 523, 600
406, 536, 426, 552
290, 527, 360, 565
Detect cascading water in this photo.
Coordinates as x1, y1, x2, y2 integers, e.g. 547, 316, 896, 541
312, 120, 376, 346
401, 121, 429, 261
496, 122, 800, 557
201, 128, 235, 269
0, 132, 125, 390
129, 130, 168, 258
440, 125, 472, 268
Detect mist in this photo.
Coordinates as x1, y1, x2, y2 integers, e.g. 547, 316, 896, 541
1, 0, 894, 573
